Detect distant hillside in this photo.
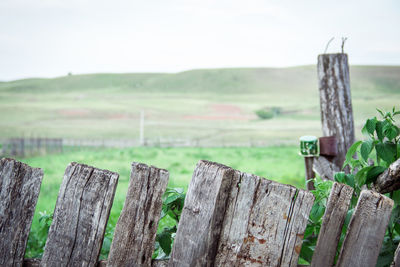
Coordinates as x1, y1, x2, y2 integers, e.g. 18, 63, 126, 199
1, 65, 399, 94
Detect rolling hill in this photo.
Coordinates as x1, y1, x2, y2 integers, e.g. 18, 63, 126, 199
0, 65, 399, 145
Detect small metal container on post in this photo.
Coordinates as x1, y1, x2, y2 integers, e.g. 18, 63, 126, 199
300, 135, 319, 157
299, 135, 318, 190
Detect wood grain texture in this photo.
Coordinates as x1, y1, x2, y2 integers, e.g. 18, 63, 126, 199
23, 259, 169, 267
41, 162, 119, 267
215, 172, 315, 266
151, 260, 168, 267
312, 156, 339, 181
0, 158, 44, 267
169, 160, 234, 267
318, 53, 355, 172
336, 190, 393, 267
107, 163, 169, 267
310, 182, 353, 267
373, 158, 400, 194
304, 157, 316, 190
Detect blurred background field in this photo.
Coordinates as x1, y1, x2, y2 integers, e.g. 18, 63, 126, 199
1, 65, 399, 146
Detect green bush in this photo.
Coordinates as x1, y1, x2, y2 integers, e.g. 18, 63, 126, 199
301, 107, 400, 266
255, 107, 281, 120
255, 109, 274, 119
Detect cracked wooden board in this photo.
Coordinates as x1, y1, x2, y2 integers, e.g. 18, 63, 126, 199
41, 162, 119, 267
0, 158, 44, 267
336, 190, 393, 267
215, 172, 314, 266
311, 182, 353, 267
106, 163, 169, 267
169, 160, 235, 267
170, 160, 314, 267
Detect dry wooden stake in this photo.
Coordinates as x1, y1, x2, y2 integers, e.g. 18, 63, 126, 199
336, 190, 393, 267
107, 163, 169, 267
0, 158, 43, 267
41, 162, 119, 267
318, 53, 355, 172
311, 183, 353, 267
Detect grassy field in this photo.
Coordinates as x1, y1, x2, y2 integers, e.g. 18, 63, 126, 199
18, 145, 305, 257
0, 66, 399, 145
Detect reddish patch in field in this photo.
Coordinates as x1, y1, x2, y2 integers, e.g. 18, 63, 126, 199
108, 114, 131, 120
184, 115, 250, 121
59, 109, 90, 117
184, 103, 254, 121
210, 104, 242, 114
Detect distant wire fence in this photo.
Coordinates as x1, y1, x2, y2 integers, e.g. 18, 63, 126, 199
0, 137, 296, 157
0, 138, 62, 157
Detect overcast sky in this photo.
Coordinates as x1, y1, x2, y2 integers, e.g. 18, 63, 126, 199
0, 0, 399, 81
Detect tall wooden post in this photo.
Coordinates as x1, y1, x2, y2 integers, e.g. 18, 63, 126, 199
318, 53, 355, 172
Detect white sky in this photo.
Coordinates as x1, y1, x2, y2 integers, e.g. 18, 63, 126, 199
0, 0, 399, 81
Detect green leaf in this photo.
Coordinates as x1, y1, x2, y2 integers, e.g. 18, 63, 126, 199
355, 166, 374, 187
164, 194, 182, 205
156, 226, 176, 256
393, 111, 400, 116
377, 108, 385, 117
334, 172, 346, 183
343, 141, 362, 169
376, 121, 385, 141
360, 140, 373, 162
304, 224, 314, 239
299, 245, 314, 263
344, 174, 355, 188
384, 125, 399, 141
392, 190, 400, 205
365, 118, 377, 135
365, 166, 386, 184
376, 143, 397, 164
310, 203, 325, 223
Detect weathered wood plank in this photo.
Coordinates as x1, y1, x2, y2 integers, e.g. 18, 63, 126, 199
41, 162, 119, 267
312, 156, 339, 181
169, 160, 235, 267
107, 163, 169, 267
23, 259, 169, 267
304, 157, 316, 190
215, 172, 315, 266
151, 259, 168, 267
310, 182, 353, 267
373, 158, 400, 194
336, 190, 393, 267
318, 53, 355, 172
0, 158, 44, 267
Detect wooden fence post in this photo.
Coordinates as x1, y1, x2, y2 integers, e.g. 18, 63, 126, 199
170, 160, 314, 267
0, 158, 43, 266
317, 53, 355, 172
304, 157, 316, 190
310, 183, 353, 267
41, 162, 119, 267
215, 172, 314, 266
107, 163, 169, 267
336, 190, 393, 267
169, 160, 234, 267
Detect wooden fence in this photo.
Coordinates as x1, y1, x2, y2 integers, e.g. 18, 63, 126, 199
1, 157, 398, 267
1, 138, 62, 157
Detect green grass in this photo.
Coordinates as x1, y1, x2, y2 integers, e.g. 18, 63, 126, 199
18, 146, 305, 257
0, 66, 399, 145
